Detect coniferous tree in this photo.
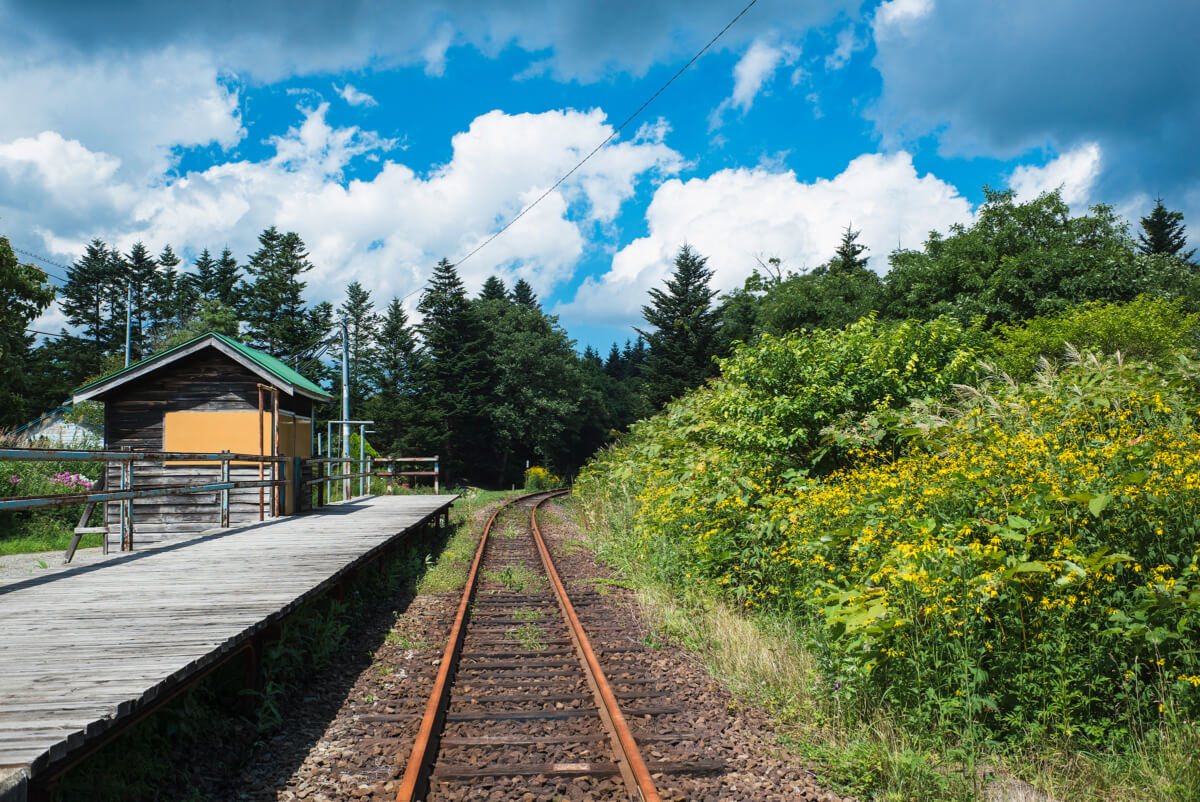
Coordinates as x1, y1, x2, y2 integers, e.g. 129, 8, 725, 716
636, 244, 721, 407
191, 249, 217, 301
511, 278, 539, 308
60, 239, 117, 351
147, 244, 185, 341
240, 227, 313, 355
340, 281, 380, 408
828, 225, 869, 274
1138, 198, 1196, 262
473, 296, 582, 484
303, 300, 336, 389
479, 276, 509, 301
214, 247, 241, 306
366, 298, 423, 455
417, 259, 491, 482
124, 242, 157, 359
603, 343, 625, 378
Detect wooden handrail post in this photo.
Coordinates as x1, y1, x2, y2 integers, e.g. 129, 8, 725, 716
220, 452, 230, 528
119, 449, 134, 551
257, 385, 264, 521
272, 387, 279, 517
293, 456, 301, 514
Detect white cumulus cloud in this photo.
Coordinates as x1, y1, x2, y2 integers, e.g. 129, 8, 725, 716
1007, 142, 1102, 208
0, 48, 243, 179
7, 107, 683, 332
556, 151, 973, 325
825, 25, 866, 70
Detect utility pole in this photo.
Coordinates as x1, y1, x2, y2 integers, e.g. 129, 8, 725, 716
124, 284, 132, 367
341, 318, 351, 502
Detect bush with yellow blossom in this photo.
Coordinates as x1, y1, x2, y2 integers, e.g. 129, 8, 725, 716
524, 465, 562, 491
578, 318, 1200, 746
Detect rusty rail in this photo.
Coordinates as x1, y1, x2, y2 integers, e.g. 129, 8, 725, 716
394, 489, 661, 802
395, 490, 537, 800
530, 492, 662, 802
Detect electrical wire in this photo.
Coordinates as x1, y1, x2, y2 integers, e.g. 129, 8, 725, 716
399, 0, 759, 301
297, 342, 333, 375
282, 329, 338, 363
24, 328, 73, 339
11, 246, 72, 283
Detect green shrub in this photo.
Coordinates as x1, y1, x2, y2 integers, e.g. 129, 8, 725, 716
524, 465, 561, 491
992, 294, 1200, 380
711, 314, 988, 470
577, 342, 1200, 747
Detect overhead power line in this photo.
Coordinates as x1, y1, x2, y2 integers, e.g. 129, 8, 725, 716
25, 328, 73, 340
400, 0, 759, 301
11, 246, 74, 282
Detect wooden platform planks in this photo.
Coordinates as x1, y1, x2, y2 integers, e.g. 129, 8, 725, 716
0, 494, 454, 795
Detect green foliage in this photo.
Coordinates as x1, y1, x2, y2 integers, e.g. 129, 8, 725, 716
65, 401, 104, 428
0, 235, 55, 424
712, 314, 987, 468
473, 297, 583, 484
883, 188, 1140, 324
364, 297, 422, 456
511, 277, 538, 308
415, 258, 491, 482
993, 295, 1200, 379
479, 275, 508, 301
239, 226, 315, 355
340, 280, 380, 410
1139, 197, 1196, 262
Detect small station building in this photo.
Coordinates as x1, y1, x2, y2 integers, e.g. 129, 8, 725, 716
72, 332, 333, 539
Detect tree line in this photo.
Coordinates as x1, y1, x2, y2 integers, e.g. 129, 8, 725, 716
645, 191, 1200, 408
1, 189, 1196, 484
0, 226, 652, 485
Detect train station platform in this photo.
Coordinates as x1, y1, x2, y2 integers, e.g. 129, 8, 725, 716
0, 494, 455, 800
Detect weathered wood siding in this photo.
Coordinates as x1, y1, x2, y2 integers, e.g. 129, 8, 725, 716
100, 348, 308, 536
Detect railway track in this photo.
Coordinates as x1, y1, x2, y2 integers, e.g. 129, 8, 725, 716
392, 490, 725, 801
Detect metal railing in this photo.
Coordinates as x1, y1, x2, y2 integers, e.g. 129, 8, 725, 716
1, 447, 442, 559
303, 455, 373, 506
304, 455, 440, 506
0, 447, 288, 559
373, 456, 441, 495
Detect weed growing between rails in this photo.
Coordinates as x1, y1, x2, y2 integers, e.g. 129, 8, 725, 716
574, 351, 1200, 801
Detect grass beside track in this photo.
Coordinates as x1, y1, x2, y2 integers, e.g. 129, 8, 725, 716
567, 495, 1200, 802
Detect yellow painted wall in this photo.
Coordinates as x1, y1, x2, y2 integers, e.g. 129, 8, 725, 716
163, 409, 311, 514
163, 410, 274, 462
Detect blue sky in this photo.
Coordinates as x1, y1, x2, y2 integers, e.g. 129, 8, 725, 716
2, 0, 1197, 351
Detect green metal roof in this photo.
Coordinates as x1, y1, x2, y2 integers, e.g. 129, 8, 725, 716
72, 331, 333, 402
